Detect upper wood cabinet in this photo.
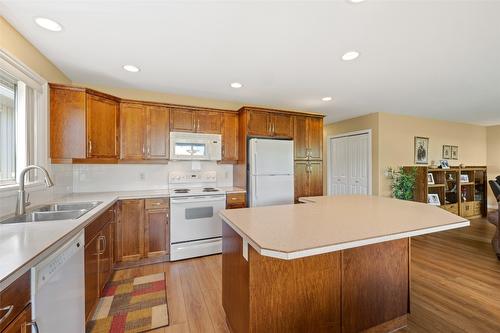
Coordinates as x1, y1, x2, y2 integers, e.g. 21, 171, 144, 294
120, 103, 147, 160
86, 94, 119, 159
272, 113, 293, 138
120, 103, 170, 161
246, 109, 293, 138
147, 105, 170, 159
50, 84, 119, 163
294, 116, 323, 160
170, 108, 222, 134
247, 110, 270, 136
221, 112, 239, 163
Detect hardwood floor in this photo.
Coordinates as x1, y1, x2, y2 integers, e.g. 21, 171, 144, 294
113, 217, 500, 333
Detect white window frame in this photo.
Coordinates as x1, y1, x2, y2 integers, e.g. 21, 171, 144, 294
0, 49, 49, 197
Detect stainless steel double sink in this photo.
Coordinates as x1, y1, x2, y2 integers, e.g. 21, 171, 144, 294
0, 201, 103, 224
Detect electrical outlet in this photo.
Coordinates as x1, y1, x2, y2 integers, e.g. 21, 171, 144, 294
139, 172, 146, 181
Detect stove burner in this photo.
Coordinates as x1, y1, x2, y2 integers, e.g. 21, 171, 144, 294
174, 189, 190, 193
203, 187, 219, 192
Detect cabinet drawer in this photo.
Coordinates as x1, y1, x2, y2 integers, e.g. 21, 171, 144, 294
145, 198, 169, 210
0, 271, 30, 331
441, 203, 458, 215
226, 193, 246, 208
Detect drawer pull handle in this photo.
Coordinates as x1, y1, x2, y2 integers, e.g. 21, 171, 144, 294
26, 321, 39, 333
0, 305, 13, 324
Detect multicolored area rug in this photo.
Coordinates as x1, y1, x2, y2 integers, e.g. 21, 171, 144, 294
86, 272, 169, 333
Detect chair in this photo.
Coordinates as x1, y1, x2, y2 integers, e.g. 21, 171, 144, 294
487, 179, 500, 259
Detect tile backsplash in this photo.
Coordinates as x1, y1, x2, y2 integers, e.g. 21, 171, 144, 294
72, 161, 233, 192
0, 164, 73, 217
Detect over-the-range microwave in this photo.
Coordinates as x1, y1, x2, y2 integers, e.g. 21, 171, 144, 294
169, 132, 222, 161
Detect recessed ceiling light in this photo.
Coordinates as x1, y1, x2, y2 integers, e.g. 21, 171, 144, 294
230, 82, 243, 89
123, 65, 140, 73
342, 51, 360, 61
348, 0, 366, 3
34, 17, 62, 32
322, 97, 333, 102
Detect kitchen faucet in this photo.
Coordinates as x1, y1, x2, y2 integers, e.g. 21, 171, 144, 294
15, 165, 54, 216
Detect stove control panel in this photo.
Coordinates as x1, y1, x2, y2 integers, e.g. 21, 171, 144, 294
169, 171, 217, 185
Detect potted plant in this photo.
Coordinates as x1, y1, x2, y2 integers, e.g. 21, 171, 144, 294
392, 167, 417, 201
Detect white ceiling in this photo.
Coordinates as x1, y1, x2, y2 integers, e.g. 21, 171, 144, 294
1, 0, 500, 125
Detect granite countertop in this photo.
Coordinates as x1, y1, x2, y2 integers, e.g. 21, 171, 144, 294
219, 195, 469, 260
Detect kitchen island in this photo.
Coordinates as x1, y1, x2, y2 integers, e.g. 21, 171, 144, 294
219, 195, 469, 333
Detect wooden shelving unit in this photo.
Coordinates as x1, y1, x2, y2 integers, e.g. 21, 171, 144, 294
405, 165, 487, 219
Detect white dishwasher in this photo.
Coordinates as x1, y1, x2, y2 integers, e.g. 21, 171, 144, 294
31, 230, 85, 333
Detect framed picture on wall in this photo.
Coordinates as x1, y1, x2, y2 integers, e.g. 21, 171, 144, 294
414, 136, 429, 165
442, 145, 451, 159
451, 146, 458, 160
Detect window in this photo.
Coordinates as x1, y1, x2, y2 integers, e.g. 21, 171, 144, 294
0, 51, 46, 188
174, 143, 206, 156
0, 72, 16, 184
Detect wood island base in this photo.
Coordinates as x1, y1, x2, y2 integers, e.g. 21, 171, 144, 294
222, 223, 410, 333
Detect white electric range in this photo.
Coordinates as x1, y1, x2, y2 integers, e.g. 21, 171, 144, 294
168, 171, 226, 261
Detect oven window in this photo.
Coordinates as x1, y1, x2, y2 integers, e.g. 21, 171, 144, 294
185, 206, 214, 220
174, 143, 206, 156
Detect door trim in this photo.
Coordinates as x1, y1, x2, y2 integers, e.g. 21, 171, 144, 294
327, 129, 372, 196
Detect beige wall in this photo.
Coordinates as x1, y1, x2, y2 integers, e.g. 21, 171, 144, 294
0, 16, 70, 83
76, 83, 244, 111
378, 112, 487, 197
487, 125, 500, 208
323, 113, 380, 195
324, 112, 488, 198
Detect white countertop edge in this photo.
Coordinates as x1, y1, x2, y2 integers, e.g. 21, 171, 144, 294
220, 214, 470, 260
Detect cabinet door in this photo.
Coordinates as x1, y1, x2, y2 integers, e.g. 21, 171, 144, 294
2, 304, 31, 333
99, 222, 113, 293
307, 117, 323, 160
86, 94, 119, 158
170, 108, 195, 132
147, 106, 170, 159
120, 103, 147, 160
84, 235, 99, 321
145, 208, 169, 257
247, 110, 270, 136
118, 200, 145, 262
294, 161, 309, 203
308, 161, 323, 197
272, 113, 293, 138
196, 111, 221, 134
50, 87, 86, 160
221, 113, 238, 163
293, 116, 308, 159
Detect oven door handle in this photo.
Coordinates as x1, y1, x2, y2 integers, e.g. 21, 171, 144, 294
171, 196, 226, 204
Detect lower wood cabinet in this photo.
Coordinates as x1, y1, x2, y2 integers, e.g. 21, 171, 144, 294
116, 198, 170, 263
1, 304, 31, 333
294, 161, 323, 202
226, 192, 246, 209
0, 272, 31, 333
84, 206, 115, 321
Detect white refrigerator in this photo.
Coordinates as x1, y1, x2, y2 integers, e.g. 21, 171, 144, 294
248, 138, 294, 207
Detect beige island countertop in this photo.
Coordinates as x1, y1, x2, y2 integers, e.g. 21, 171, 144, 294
219, 195, 469, 260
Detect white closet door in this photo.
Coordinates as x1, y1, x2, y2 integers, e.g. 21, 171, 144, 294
330, 136, 349, 195
348, 134, 369, 195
